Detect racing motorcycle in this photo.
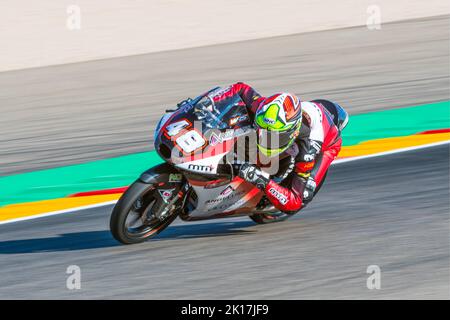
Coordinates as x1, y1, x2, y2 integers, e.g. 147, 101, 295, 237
110, 87, 349, 244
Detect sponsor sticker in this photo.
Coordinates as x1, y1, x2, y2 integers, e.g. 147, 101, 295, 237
209, 130, 235, 146
158, 189, 174, 203
188, 164, 214, 172
209, 128, 251, 146
209, 86, 231, 98
219, 185, 234, 197
206, 190, 245, 211
169, 173, 183, 183
269, 188, 288, 205
264, 117, 276, 125
229, 115, 249, 126
209, 133, 220, 146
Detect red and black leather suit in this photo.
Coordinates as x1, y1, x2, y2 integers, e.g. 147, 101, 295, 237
220, 82, 343, 213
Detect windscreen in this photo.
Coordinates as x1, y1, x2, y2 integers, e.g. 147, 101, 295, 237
193, 89, 251, 129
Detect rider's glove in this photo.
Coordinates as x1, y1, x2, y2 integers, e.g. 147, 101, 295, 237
302, 177, 317, 203
309, 140, 322, 155
238, 163, 269, 190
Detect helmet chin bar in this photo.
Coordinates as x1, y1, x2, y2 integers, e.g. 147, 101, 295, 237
256, 139, 294, 158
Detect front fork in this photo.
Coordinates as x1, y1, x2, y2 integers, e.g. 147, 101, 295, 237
138, 162, 189, 221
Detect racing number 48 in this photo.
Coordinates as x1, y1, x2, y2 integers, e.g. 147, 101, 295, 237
166, 120, 206, 153
176, 130, 206, 153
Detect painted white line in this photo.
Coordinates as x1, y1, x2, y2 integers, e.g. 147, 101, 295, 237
0, 139, 448, 226
0, 200, 118, 226
332, 140, 450, 165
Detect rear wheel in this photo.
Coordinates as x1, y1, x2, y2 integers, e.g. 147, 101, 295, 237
249, 171, 328, 224
249, 211, 292, 224
110, 180, 179, 244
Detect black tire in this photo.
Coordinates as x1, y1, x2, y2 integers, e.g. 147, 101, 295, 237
249, 211, 292, 224
249, 171, 328, 224
110, 180, 179, 244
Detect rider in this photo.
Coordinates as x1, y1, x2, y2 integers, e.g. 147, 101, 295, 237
213, 82, 346, 214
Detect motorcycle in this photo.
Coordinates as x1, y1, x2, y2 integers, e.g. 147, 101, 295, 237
109, 87, 349, 244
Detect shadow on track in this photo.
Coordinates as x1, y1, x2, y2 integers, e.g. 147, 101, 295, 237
0, 220, 256, 254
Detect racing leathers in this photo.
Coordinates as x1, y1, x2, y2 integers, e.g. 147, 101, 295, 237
219, 82, 343, 214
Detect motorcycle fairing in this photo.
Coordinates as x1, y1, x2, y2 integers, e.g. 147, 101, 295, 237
181, 176, 264, 220
153, 88, 264, 220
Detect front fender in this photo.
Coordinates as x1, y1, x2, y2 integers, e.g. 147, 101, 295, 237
138, 162, 188, 214
139, 162, 183, 184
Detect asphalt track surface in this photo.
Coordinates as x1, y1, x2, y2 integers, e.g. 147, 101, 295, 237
1, 15, 449, 175
0, 144, 448, 299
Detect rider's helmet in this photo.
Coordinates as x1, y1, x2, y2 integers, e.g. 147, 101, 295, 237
254, 93, 302, 157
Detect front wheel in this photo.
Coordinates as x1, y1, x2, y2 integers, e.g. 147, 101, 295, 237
110, 180, 180, 244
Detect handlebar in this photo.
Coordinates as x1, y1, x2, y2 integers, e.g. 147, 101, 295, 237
166, 87, 221, 113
